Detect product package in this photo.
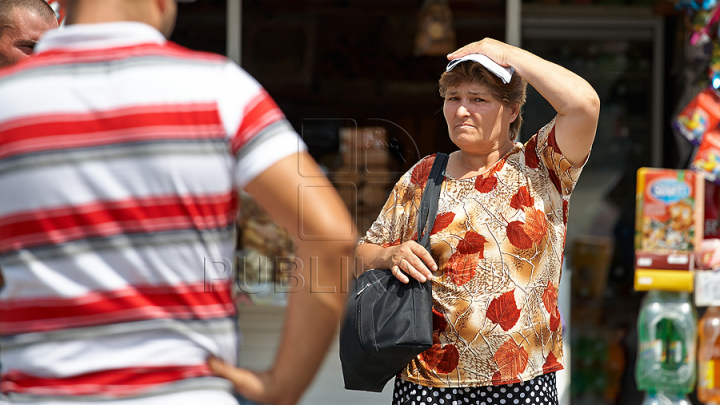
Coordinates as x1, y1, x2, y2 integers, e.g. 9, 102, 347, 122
692, 128, 720, 183
673, 87, 720, 145
636, 168, 705, 253
634, 169, 704, 292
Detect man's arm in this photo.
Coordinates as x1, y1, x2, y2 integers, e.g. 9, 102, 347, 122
209, 151, 356, 405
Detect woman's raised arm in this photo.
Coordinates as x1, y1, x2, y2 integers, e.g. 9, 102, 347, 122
449, 38, 600, 167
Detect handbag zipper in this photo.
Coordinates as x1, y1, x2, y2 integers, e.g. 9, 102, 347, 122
356, 282, 371, 296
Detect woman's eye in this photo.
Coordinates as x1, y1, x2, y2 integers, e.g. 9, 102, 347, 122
474, 98, 485, 102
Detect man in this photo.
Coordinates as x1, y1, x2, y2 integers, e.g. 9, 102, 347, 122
0, 0, 57, 67
0, 1, 355, 405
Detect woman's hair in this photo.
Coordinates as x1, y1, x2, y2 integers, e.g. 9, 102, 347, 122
439, 61, 527, 141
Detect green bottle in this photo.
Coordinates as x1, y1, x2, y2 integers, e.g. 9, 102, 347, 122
636, 290, 697, 393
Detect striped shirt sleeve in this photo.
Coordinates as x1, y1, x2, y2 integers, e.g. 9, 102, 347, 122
220, 63, 306, 189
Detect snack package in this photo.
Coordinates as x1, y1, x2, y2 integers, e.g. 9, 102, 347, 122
696, 239, 720, 270
692, 127, 720, 183
673, 87, 720, 145
635, 168, 705, 253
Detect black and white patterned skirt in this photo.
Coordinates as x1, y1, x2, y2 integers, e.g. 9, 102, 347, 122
391, 372, 558, 405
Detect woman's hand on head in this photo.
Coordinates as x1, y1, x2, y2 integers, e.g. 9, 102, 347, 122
388, 241, 437, 283
447, 38, 515, 68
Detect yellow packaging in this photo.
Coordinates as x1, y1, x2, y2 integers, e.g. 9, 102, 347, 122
634, 269, 694, 292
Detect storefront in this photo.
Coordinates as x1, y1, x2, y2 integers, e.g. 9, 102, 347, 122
167, 1, 696, 404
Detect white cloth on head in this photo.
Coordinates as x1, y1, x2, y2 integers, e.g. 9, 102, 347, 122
446, 53, 514, 84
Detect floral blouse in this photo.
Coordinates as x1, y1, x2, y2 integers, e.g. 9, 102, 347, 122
358, 118, 587, 387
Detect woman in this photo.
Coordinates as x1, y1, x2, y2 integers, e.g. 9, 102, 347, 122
355, 38, 599, 404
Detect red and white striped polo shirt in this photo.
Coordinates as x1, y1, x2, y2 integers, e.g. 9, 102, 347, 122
0, 22, 304, 404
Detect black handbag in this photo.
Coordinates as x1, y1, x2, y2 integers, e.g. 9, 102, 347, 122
339, 152, 449, 392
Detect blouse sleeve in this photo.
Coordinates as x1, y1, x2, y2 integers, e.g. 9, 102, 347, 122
358, 156, 434, 247
526, 116, 589, 197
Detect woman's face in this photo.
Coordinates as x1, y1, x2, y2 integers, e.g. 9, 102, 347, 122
443, 81, 518, 153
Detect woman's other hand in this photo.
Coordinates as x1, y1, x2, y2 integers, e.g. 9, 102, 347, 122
355, 240, 437, 284
387, 241, 437, 283
447, 38, 514, 68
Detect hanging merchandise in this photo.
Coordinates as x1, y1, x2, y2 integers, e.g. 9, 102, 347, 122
676, 0, 718, 11
414, 0, 456, 56
640, 391, 692, 405
691, 127, 720, 182
636, 290, 697, 394
710, 42, 720, 89
698, 306, 720, 402
690, 5, 720, 46
673, 87, 720, 145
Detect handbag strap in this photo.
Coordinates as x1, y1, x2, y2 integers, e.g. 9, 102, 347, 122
417, 153, 449, 252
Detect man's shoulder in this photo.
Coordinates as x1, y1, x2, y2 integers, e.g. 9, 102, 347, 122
161, 41, 229, 65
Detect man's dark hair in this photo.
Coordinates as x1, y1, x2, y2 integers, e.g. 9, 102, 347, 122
0, 0, 57, 31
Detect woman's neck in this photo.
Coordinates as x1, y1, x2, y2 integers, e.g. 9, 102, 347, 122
448, 141, 515, 179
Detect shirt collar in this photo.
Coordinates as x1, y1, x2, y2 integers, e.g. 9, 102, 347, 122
35, 22, 166, 54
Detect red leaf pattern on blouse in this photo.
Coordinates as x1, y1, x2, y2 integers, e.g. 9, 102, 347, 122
562, 199, 569, 224
431, 212, 456, 235
411, 155, 435, 186
543, 280, 560, 328
506, 221, 533, 249
543, 352, 562, 374
432, 307, 448, 333
523, 208, 547, 245
486, 289, 521, 331
456, 231, 487, 256
475, 175, 497, 193
492, 371, 502, 385
489, 157, 507, 176
381, 238, 402, 248
493, 339, 528, 384
525, 136, 539, 169
549, 169, 562, 194
543, 281, 559, 314
420, 343, 460, 374
547, 125, 560, 152
510, 186, 534, 210
550, 312, 561, 332
445, 252, 478, 286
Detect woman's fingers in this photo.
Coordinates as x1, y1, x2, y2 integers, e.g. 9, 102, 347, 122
447, 38, 511, 67
389, 241, 439, 284
410, 243, 438, 274
391, 265, 410, 284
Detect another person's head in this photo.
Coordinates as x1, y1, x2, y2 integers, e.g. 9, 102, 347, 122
58, 0, 188, 39
439, 61, 527, 145
0, 0, 57, 67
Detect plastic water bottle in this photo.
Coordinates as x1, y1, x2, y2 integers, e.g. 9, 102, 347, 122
641, 391, 691, 405
698, 306, 720, 402
636, 290, 697, 393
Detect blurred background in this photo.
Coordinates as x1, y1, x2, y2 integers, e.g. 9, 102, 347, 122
164, 0, 697, 404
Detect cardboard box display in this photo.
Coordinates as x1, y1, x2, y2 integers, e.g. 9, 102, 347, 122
635, 168, 705, 253
635, 251, 694, 271
634, 269, 694, 292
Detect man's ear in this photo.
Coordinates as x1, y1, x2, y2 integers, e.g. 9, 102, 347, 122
156, 0, 169, 13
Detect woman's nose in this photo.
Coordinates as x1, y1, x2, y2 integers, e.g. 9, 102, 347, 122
456, 104, 470, 117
